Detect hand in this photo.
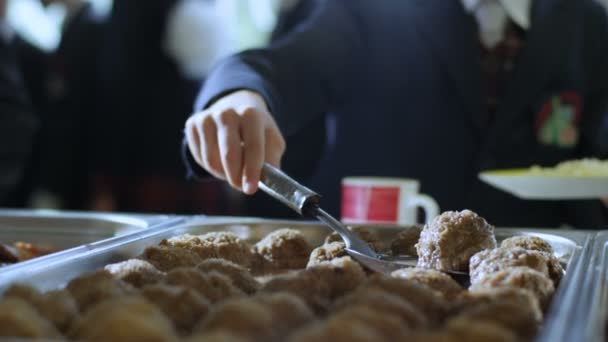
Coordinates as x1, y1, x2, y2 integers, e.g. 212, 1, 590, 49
185, 90, 286, 194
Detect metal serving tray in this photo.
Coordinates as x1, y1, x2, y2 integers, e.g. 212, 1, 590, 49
0, 209, 175, 276
570, 231, 608, 342
0, 217, 593, 342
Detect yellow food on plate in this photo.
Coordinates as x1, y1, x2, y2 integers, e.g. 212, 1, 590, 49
527, 158, 608, 177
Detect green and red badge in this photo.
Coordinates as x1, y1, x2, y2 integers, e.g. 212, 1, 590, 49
534, 91, 582, 148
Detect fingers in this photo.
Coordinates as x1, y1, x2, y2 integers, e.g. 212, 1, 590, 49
215, 109, 244, 189
200, 115, 224, 179
185, 116, 202, 166
265, 120, 286, 168
240, 108, 265, 194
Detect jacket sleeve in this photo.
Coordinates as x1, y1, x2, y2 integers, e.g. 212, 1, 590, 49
0, 41, 38, 204
184, 0, 365, 179
194, 0, 365, 135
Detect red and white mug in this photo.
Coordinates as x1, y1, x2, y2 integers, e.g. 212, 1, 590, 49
341, 177, 439, 225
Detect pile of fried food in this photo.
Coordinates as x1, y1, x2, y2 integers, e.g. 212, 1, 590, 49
0, 210, 563, 342
0, 242, 55, 267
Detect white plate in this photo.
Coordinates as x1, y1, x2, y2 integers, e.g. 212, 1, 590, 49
479, 169, 608, 200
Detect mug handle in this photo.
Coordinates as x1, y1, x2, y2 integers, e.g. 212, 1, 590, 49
407, 194, 439, 224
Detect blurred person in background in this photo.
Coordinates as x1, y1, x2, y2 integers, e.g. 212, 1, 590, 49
185, 0, 608, 227
94, 0, 231, 214
31, 0, 105, 209
0, 0, 39, 205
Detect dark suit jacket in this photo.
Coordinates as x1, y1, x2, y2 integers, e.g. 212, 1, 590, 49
0, 39, 38, 204
190, 0, 608, 228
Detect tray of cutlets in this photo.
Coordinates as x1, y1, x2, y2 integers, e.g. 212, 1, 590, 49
0, 209, 176, 274
0, 210, 595, 342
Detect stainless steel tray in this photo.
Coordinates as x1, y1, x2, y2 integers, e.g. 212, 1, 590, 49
0, 209, 175, 275
568, 231, 608, 342
0, 217, 594, 341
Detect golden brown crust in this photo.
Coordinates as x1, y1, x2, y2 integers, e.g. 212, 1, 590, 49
0, 297, 61, 338
66, 270, 134, 312
196, 258, 260, 294
253, 229, 312, 272
164, 268, 244, 303
141, 284, 210, 334
105, 259, 165, 287
142, 245, 203, 272
68, 296, 178, 342
416, 210, 497, 272
391, 268, 464, 299
469, 247, 551, 285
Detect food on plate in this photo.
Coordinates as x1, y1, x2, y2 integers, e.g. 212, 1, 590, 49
416, 210, 497, 272
469, 267, 555, 308
0, 297, 61, 338
469, 247, 551, 285
68, 296, 178, 342
391, 268, 464, 299
141, 284, 210, 334
66, 270, 134, 311
411, 316, 518, 342
500, 235, 554, 254
0, 241, 56, 266
165, 268, 243, 303
197, 258, 260, 294
186, 331, 249, 342
142, 245, 204, 272
390, 225, 423, 256
325, 305, 410, 340
286, 314, 389, 342
528, 158, 608, 177
332, 288, 429, 330
306, 256, 367, 299
307, 241, 347, 267
253, 293, 315, 336
0, 211, 570, 341
253, 229, 312, 272
261, 269, 332, 313
363, 274, 448, 323
4, 284, 77, 332
194, 297, 274, 340
105, 259, 165, 288
161, 232, 254, 267
454, 287, 542, 338
324, 226, 384, 252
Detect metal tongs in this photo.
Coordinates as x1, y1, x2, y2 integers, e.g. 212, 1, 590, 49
258, 163, 419, 275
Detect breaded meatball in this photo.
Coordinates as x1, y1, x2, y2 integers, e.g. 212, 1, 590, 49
197, 258, 260, 294
142, 245, 203, 272
105, 259, 165, 287
416, 210, 497, 272
0, 297, 61, 338
5, 285, 78, 332
66, 270, 134, 311
186, 332, 249, 342
390, 225, 423, 256
410, 317, 518, 342
307, 241, 347, 267
362, 274, 447, 323
391, 268, 463, 299
327, 306, 410, 340
253, 229, 312, 272
287, 316, 386, 342
546, 255, 565, 286
469, 247, 550, 285
165, 268, 243, 303
253, 293, 315, 335
332, 288, 428, 330
68, 296, 178, 342
469, 266, 555, 308
456, 287, 542, 339
162, 232, 254, 267
500, 235, 554, 254
141, 284, 210, 334
306, 256, 367, 299
261, 269, 332, 313
325, 226, 384, 252
194, 297, 274, 340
